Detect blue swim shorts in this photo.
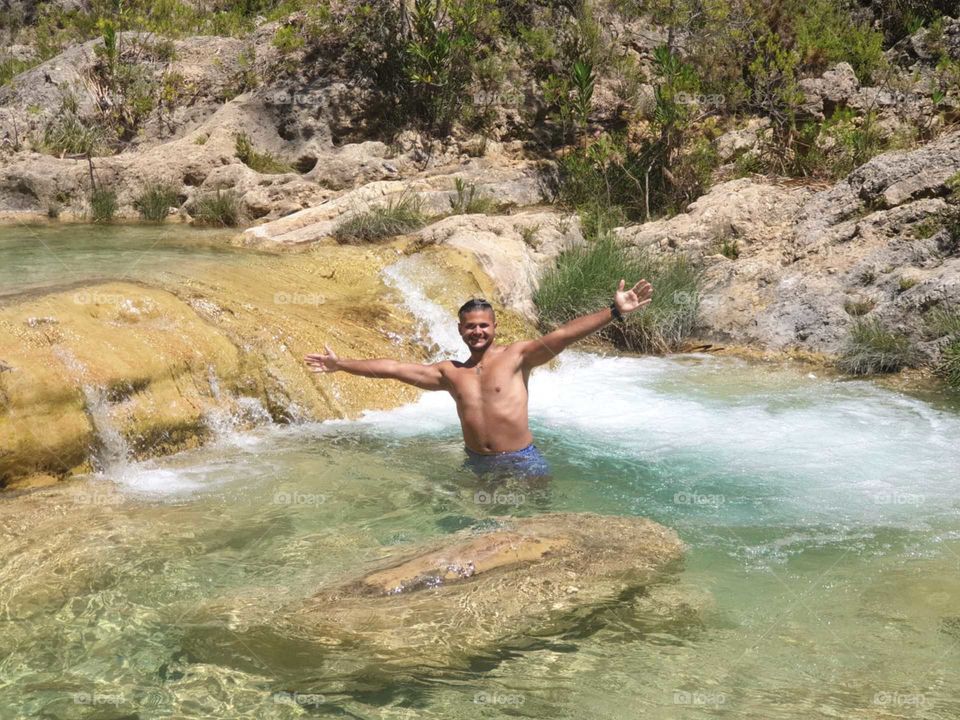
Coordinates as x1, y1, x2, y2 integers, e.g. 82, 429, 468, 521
463, 443, 551, 479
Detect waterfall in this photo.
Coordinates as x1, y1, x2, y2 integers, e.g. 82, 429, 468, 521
81, 385, 132, 474
381, 256, 466, 360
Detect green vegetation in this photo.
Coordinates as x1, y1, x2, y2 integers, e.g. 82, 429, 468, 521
449, 178, 496, 215
193, 189, 242, 227
0, 58, 36, 86
235, 133, 294, 174
837, 318, 917, 374
923, 305, 960, 390
333, 194, 427, 243
42, 93, 103, 156
134, 181, 179, 222
898, 276, 919, 292
518, 224, 540, 245
534, 233, 701, 353
717, 238, 740, 260
924, 305, 960, 339
844, 298, 876, 317
89, 186, 118, 222
938, 338, 960, 390
401, 0, 494, 131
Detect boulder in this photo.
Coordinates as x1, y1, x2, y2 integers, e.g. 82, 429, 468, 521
798, 62, 861, 119
417, 211, 583, 320
179, 512, 692, 677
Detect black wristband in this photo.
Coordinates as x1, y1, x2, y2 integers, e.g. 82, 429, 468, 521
609, 302, 624, 322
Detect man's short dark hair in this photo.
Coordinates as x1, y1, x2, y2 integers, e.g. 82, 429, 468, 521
458, 297, 495, 321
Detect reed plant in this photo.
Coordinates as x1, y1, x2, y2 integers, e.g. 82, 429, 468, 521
333, 194, 427, 243
134, 181, 180, 222
193, 189, 242, 226
837, 318, 916, 374
534, 232, 701, 353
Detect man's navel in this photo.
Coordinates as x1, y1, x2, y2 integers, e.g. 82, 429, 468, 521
495, 386, 501, 393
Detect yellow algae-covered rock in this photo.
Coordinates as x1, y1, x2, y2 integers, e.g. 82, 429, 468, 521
0, 241, 529, 487
0, 282, 242, 484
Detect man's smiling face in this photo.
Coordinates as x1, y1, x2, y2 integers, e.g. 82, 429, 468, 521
458, 309, 496, 351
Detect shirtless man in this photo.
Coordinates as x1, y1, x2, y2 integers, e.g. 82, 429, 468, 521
304, 279, 653, 477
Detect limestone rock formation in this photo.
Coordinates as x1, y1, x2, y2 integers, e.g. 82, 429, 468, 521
617, 133, 960, 353
416, 211, 584, 320
240, 159, 552, 245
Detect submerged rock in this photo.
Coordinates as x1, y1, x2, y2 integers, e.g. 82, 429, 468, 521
180, 513, 690, 681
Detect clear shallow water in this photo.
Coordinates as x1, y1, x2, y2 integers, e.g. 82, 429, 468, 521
3, 355, 960, 719
0, 222, 247, 299
3, 230, 960, 718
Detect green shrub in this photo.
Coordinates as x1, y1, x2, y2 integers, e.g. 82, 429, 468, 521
272, 24, 305, 54
837, 318, 917, 374
234, 133, 294, 174
843, 298, 876, 316
401, 0, 494, 132
924, 306, 960, 339
193, 189, 242, 227
718, 238, 740, 259
518, 224, 540, 244
938, 338, 960, 390
89, 186, 117, 222
898, 276, 919, 292
134, 182, 180, 222
534, 233, 702, 353
0, 57, 36, 86
42, 94, 103, 156
914, 216, 943, 239
333, 194, 427, 243
448, 178, 496, 214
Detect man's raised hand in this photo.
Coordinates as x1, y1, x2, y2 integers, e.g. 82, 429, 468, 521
614, 279, 653, 315
305, 345, 340, 374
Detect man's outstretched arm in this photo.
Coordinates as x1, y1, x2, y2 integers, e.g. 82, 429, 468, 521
305, 346, 446, 391
519, 279, 653, 368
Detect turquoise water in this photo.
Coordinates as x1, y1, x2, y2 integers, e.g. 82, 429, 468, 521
3, 230, 960, 718
2, 354, 960, 719
0, 222, 249, 299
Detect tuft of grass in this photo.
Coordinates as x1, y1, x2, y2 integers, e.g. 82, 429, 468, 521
0, 57, 36, 86
938, 338, 960, 390
837, 318, 917, 375
193, 189, 242, 227
898, 276, 919, 292
518, 224, 540, 245
134, 182, 180, 222
858, 267, 876, 285
42, 98, 103, 156
844, 297, 876, 316
924, 306, 960, 339
89, 187, 117, 223
449, 178, 497, 215
534, 233, 702, 354
914, 217, 943, 239
234, 132, 293, 174
717, 238, 740, 260
333, 194, 427, 243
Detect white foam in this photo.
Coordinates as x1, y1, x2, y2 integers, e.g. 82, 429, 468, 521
381, 255, 467, 360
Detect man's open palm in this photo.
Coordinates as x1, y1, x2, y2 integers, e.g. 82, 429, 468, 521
614, 279, 653, 314
305, 345, 339, 373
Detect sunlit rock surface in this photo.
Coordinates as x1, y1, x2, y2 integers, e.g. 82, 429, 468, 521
0, 241, 530, 487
